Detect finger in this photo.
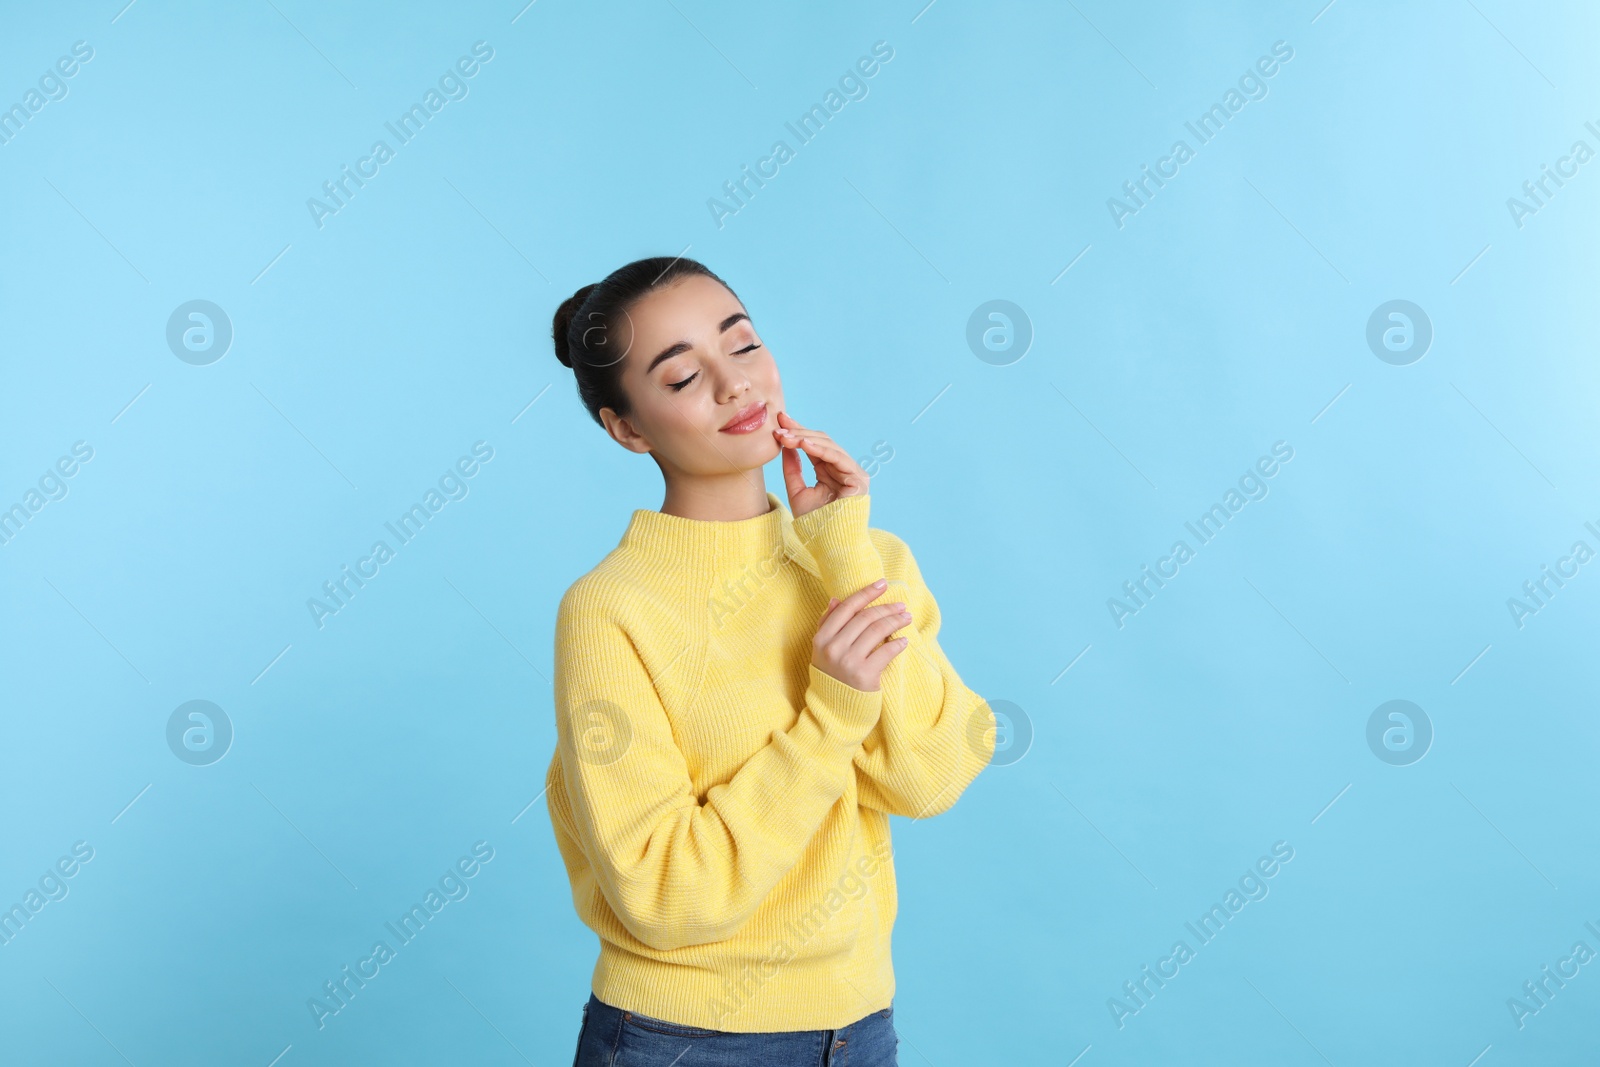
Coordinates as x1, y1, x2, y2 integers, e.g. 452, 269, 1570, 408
787, 433, 849, 469
773, 412, 834, 445
787, 440, 844, 502
777, 433, 848, 480
835, 600, 905, 637
833, 600, 902, 648
780, 439, 808, 498
789, 436, 867, 496
861, 635, 909, 675
841, 608, 912, 652
774, 426, 836, 450
774, 418, 828, 438
815, 579, 888, 641
776, 410, 814, 434
848, 601, 910, 639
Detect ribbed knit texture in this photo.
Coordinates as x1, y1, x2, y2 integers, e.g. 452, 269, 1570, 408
544, 490, 995, 1032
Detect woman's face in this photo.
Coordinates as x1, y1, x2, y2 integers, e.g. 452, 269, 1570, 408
601, 274, 785, 476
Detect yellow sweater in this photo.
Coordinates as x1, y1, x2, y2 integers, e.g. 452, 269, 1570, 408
544, 490, 996, 1032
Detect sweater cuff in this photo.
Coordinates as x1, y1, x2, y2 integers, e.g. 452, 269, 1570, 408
798, 663, 882, 750
789, 492, 880, 598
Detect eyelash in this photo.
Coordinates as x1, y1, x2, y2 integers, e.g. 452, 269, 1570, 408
667, 343, 761, 391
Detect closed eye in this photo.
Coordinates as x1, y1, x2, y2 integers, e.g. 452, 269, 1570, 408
667, 343, 762, 391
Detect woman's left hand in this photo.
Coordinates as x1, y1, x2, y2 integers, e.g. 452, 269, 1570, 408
774, 410, 869, 519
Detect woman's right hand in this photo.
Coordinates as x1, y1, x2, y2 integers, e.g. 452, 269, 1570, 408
811, 578, 911, 693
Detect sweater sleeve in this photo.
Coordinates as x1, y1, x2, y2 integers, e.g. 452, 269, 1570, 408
552, 578, 883, 952
788, 493, 996, 819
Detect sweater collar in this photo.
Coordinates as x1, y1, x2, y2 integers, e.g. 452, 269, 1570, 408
620, 490, 820, 578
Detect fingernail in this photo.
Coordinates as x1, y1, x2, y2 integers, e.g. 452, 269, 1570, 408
874, 578, 887, 588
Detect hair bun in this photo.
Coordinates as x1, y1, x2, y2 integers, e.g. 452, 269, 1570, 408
552, 284, 597, 369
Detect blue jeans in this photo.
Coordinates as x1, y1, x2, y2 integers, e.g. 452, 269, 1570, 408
569, 991, 898, 1066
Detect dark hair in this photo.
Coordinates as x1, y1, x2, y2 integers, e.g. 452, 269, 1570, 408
551, 256, 737, 427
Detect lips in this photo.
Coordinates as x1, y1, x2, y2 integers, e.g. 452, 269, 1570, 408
720, 401, 768, 433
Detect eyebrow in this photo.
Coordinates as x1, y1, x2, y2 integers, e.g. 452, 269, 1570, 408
645, 312, 752, 375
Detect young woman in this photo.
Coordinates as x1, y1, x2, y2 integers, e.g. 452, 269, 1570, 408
544, 255, 995, 1066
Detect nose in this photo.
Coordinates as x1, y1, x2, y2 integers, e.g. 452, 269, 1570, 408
714, 358, 751, 403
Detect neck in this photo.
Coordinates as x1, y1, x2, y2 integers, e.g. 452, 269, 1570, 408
658, 469, 773, 522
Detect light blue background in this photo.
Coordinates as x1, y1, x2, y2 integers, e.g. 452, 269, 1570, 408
3, 1, 1598, 1063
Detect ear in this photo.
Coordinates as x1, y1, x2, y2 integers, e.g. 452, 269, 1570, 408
600, 407, 653, 455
